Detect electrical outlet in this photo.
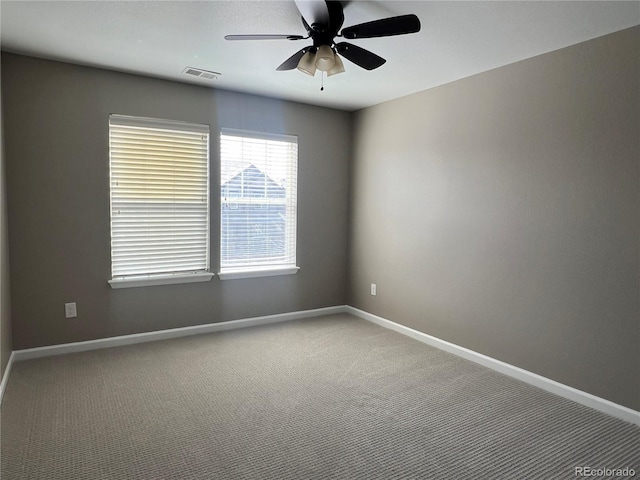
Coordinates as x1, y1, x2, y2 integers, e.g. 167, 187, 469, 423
371, 283, 377, 296
64, 302, 77, 318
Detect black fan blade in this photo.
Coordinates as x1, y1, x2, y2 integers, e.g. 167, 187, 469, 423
276, 47, 311, 71
335, 42, 386, 70
294, 0, 330, 27
341, 14, 420, 39
225, 34, 305, 41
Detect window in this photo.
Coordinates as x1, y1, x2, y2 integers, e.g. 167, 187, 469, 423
219, 128, 298, 279
108, 115, 212, 288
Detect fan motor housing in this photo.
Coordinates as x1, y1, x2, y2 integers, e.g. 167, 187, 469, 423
304, 1, 344, 48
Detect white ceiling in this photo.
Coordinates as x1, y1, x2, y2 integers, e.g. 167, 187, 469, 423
1, 1, 638, 111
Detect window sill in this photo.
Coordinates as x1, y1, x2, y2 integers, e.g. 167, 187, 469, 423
109, 272, 214, 289
218, 266, 299, 280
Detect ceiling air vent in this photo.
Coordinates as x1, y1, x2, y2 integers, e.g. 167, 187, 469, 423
182, 67, 220, 80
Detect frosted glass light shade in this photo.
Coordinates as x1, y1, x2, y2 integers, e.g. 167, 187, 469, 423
315, 45, 335, 71
297, 52, 317, 76
327, 54, 345, 77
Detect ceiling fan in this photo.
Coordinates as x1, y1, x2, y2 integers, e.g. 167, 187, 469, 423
224, 0, 421, 77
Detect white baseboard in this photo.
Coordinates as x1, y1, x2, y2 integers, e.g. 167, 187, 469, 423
346, 306, 640, 427
0, 351, 16, 405
11, 305, 347, 363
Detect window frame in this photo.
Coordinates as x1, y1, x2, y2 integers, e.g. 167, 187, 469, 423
108, 114, 213, 289
218, 128, 299, 280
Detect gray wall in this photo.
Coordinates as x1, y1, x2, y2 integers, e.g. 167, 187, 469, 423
349, 27, 639, 410
2, 53, 350, 350
1, 80, 12, 376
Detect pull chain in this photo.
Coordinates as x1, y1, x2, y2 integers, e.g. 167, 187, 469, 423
320, 71, 325, 92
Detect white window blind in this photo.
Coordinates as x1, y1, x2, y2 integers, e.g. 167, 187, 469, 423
220, 128, 298, 271
109, 115, 210, 279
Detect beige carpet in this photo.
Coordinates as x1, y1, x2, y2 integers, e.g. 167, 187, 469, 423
2, 314, 639, 479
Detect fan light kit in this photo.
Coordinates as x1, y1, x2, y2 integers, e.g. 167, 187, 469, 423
297, 45, 345, 77
225, 0, 420, 83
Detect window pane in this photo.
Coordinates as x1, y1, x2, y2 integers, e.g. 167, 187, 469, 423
109, 115, 210, 278
220, 129, 297, 270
